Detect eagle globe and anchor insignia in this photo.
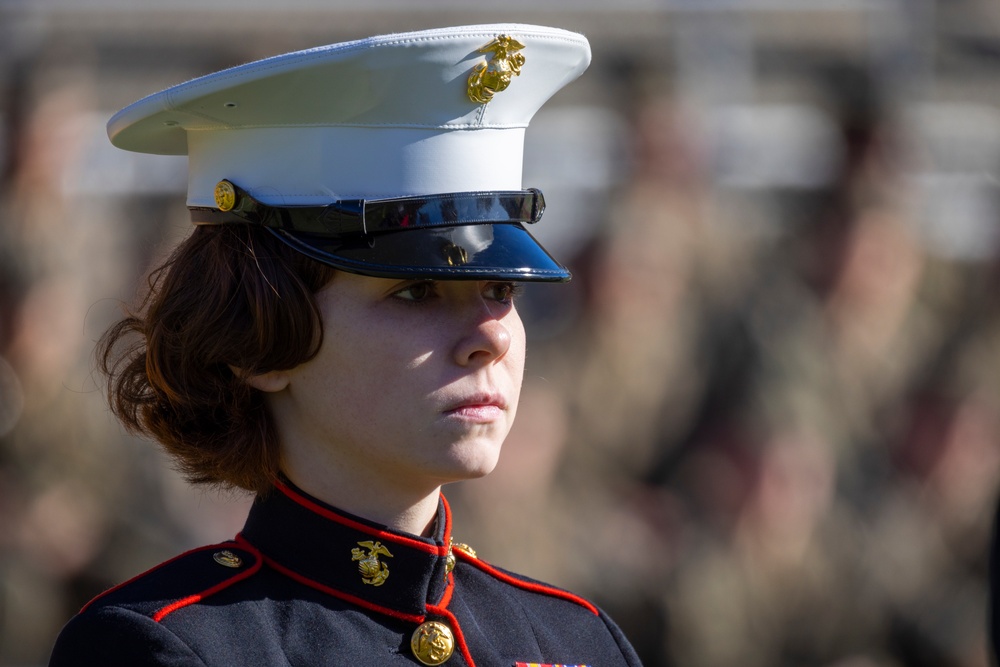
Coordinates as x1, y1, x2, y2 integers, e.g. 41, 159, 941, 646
467, 34, 526, 104
351, 541, 393, 586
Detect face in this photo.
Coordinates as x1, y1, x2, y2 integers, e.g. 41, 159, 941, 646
263, 272, 526, 500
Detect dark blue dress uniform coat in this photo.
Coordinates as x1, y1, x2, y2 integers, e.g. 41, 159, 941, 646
49, 480, 642, 666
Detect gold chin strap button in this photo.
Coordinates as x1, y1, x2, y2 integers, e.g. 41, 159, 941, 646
411, 620, 455, 666
214, 180, 238, 212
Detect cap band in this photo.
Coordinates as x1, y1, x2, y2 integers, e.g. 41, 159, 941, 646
190, 180, 546, 237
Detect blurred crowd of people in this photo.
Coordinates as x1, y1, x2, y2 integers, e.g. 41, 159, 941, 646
2, 25, 1000, 667
450, 64, 1000, 667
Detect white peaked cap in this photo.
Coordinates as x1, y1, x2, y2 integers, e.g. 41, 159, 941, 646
107, 24, 592, 207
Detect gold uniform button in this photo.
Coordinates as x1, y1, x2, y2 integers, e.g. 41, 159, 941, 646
411, 620, 455, 666
212, 550, 243, 568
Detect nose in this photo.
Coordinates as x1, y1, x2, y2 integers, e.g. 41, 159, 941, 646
453, 308, 514, 367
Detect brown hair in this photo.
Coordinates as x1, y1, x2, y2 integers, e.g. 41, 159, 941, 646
98, 225, 337, 495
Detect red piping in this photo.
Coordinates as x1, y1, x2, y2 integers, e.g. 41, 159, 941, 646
426, 603, 476, 667
441, 494, 453, 543
152, 539, 263, 622
455, 551, 599, 616
438, 573, 455, 609
275, 480, 448, 556
258, 550, 425, 624
80, 542, 250, 614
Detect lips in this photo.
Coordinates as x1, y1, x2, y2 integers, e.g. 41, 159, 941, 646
441, 391, 508, 422
444, 392, 507, 413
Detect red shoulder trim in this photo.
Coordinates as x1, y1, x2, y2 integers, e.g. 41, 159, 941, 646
151, 537, 263, 622
79, 541, 257, 615
455, 551, 599, 616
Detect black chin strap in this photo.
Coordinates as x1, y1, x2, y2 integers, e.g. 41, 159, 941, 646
189, 180, 546, 237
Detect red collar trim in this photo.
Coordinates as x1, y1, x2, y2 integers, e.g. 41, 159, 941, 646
254, 543, 432, 625
274, 479, 451, 557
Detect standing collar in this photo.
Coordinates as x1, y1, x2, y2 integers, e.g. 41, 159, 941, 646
239, 479, 453, 619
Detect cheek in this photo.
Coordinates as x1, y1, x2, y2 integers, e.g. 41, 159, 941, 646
297, 349, 412, 451
509, 308, 527, 363
505, 314, 527, 405
321, 325, 429, 415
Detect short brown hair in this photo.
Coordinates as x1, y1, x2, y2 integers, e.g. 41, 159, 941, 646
98, 225, 337, 495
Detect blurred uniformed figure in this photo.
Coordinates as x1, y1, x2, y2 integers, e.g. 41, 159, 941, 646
48, 24, 641, 667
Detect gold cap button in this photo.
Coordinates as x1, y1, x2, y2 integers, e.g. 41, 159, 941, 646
214, 180, 238, 212
411, 620, 455, 666
213, 550, 243, 568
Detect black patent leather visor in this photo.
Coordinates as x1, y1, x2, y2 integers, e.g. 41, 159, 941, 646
190, 180, 571, 281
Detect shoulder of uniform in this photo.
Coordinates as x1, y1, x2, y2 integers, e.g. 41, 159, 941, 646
79, 540, 262, 622
454, 550, 600, 616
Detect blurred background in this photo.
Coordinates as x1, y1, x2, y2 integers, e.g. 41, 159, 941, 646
2, 0, 1000, 665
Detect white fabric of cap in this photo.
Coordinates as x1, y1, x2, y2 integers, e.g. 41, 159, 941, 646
107, 24, 592, 207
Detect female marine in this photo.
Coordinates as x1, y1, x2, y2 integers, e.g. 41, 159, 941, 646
49, 23, 641, 667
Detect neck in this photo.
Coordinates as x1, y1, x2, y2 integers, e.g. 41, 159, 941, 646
280, 463, 442, 537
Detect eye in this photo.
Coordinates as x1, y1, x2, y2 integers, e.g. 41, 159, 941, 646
392, 281, 438, 302
486, 282, 523, 304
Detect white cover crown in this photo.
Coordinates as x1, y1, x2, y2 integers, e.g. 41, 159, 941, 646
107, 24, 592, 208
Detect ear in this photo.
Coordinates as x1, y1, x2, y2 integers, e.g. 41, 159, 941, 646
230, 366, 290, 393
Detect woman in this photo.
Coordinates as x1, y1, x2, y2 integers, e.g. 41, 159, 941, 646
49, 24, 642, 667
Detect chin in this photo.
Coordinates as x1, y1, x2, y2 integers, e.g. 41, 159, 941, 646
441, 439, 503, 482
